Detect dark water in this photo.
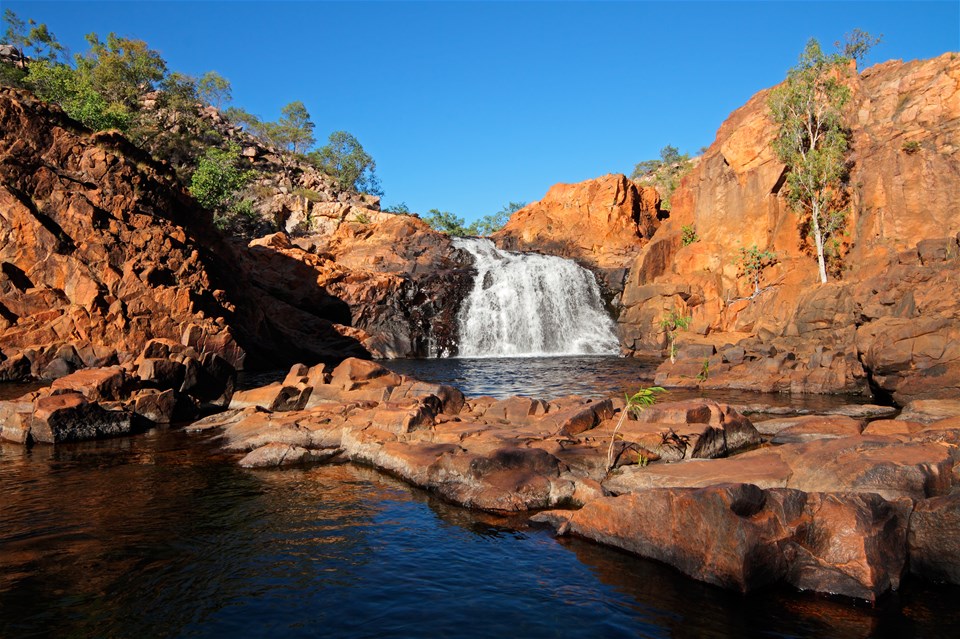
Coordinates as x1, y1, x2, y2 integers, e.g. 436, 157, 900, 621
3, 430, 959, 639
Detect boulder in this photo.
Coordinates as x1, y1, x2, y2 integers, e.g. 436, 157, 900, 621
0, 398, 33, 444
909, 493, 960, 584
132, 388, 177, 425
329, 358, 402, 391
49, 366, 127, 401
229, 382, 311, 412
30, 392, 132, 443
534, 484, 910, 601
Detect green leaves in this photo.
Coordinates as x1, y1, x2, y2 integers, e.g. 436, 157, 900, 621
624, 386, 666, 415
422, 209, 470, 236
309, 130, 380, 195
767, 34, 869, 283
259, 101, 316, 155
189, 143, 253, 211
606, 386, 666, 473
197, 71, 231, 109
630, 144, 693, 209
471, 201, 525, 236
737, 245, 777, 295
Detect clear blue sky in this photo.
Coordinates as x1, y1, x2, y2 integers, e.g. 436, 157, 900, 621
5, 1, 959, 222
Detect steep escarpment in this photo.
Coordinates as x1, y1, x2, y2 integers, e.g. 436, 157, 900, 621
0, 87, 250, 378
0, 87, 469, 379
628, 53, 960, 405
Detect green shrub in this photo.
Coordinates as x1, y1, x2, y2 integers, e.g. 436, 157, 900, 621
901, 140, 921, 154
190, 143, 253, 211
681, 224, 698, 246
737, 245, 778, 295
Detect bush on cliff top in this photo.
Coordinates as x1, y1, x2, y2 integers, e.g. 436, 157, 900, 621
1, 9, 386, 205
630, 145, 694, 210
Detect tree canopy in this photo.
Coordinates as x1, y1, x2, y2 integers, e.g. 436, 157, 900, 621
197, 71, 231, 109
422, 209, 471, 236
420, 201, 525, 236
309, 130, 381, 195
259, 101, 316, 155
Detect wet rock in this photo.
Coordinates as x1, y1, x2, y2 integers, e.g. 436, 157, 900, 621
431, 445, 576, 512
239, 443, 341, 469
535, 484, 910, 601
909, 493, 960, 584
30, 392, 132, 443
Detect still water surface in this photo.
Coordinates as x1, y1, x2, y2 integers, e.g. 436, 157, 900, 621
3, 357, 958, 637
3, 429, 959, 638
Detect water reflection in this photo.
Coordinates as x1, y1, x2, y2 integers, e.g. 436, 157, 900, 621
383, 356, 876, 412
3, 431, 957, 638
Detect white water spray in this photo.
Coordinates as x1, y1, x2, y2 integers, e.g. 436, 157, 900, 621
453, 238, 620, 358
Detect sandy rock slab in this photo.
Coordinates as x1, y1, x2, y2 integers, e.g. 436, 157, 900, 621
604, 432, 959, 501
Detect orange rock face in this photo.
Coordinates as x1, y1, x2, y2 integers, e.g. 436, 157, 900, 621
492, 174, 661, 295
0, 88, 245, 377
0, 87, 472, 377
613, 54, 960, 403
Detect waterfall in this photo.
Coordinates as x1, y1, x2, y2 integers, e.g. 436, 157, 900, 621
452, 238, 620, 358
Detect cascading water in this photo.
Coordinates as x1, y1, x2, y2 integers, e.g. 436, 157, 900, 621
453, 238, 620, 357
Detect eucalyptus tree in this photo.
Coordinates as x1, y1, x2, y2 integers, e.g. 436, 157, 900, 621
768, 33, 878, 283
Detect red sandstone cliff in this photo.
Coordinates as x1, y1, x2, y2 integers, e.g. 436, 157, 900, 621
0, 87, 467, 379
502, 54, 960, 404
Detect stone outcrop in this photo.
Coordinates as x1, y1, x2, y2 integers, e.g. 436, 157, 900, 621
492, 174, 662, 298
11, 352, 959, 601
0, 87, 473, 377
0, 338, 236, 444
288, 215, 473, 357
533, 484, 911, 602
494, 54, 958, 404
